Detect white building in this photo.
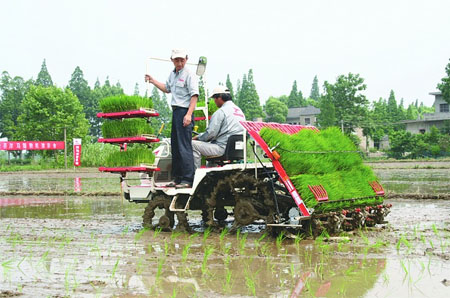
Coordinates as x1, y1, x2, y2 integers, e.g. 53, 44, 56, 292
401, 91, 450, 133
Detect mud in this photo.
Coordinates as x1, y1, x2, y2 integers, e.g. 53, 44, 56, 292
0, 164, 449, 297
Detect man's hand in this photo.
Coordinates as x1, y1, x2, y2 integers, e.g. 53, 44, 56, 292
183, 113, 192, 127
144, 74, 154, 84
192, 135, 198, 140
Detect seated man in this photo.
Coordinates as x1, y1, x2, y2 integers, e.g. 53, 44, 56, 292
192, 86, 246, 169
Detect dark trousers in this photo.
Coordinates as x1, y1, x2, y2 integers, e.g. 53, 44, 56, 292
171, 107, 195, 184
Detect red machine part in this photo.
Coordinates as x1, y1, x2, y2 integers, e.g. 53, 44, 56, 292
307, 185, 329, 201
97, 109, 159, 119
369, 181, 385, 195
99, 166, 160, 173
98, 136, 160, 144
240, 121, 318, 217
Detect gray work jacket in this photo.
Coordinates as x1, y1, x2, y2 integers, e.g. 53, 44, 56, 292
165, 67, 199, 108
197, 101, 246, 148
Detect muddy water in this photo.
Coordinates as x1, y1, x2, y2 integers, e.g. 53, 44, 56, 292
0, 165, 449, 297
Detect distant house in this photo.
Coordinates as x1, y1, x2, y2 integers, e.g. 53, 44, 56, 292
286, 106, 321, 126
401, 91, 450, 133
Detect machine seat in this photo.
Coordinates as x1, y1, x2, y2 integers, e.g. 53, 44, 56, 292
205, 134, 244, 165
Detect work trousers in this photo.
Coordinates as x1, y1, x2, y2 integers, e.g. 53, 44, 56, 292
192, 140, 225, 169
171, 107, 195, 184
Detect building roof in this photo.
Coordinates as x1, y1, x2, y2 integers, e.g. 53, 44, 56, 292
399, 114, 450, 124
429, 91, 442, 96
286, 106, 321, 119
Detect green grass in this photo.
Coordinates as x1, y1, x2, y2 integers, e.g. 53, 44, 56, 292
260, 127, 383, 211
104, 144, 155, 167
101, 118, 154, 138
99, 95, 153, 113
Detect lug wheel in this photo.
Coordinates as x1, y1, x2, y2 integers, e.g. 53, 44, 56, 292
142, 195, 175, 230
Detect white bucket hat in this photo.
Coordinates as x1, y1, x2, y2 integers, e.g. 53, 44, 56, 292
171, 49, 188, 59
210, 86, 230, 98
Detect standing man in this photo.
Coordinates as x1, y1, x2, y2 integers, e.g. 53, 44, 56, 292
192, 86, 246, 169
145, 49, 198, 188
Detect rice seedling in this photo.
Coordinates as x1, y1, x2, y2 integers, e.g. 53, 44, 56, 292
219, 228, 229, 243
102, 118, 154, 139
222, 268, 233, 293
276, 231, 285, 250
1, 258, 14, 280
203, 227, 212, 243
260, 127, 382, 212
171, 287, 178, 298
164, 240, 170, 256
239, 233, 247, 255
99, 95, 153, 113
182, 242, 192, 263
171, 231, 182, 240
111, 258, 120, 279
244, 268, 257, 296
201, 246, 214, 275
155, 257, 165, 282
104, 144, 155, 167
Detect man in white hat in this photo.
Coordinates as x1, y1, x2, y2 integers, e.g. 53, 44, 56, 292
145, 49, 198, 188
192, 86, 246, 169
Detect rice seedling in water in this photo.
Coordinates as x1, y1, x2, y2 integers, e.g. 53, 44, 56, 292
102, 118, 154, 139
203, 227, 212, 242
222, 268, 233, 293
219, 227, 229, 243
201, 246, 215, 275
239, 233, 247, 255
276, 231, 285, 250
182, 242, 192, 263
111, 258, 120, 280
244, 268, 257, 296
155, 257, 165, 282
99, 95, 153, 113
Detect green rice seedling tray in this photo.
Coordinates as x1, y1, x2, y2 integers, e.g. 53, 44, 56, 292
99, 95, 154, 113
103, 145, 156, 168
260, 127, 383, 211
101, 118, 155, 139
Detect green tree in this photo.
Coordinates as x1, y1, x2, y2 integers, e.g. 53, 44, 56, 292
134, 83, 140, 96
236, 69, 263, 120
309, 75, 320, 101
225, 74, 235, 99
387, 130, 414, 159
437, 58, 450, 104
151, 86, 171, 137
264, 97, 288, 123
387, 90, 399, 122
36, 59, 53, 87
68, 66, 96, 136
16, 86, 89, 149
316, 93, 336, 128
0, 72, 33, 140
323, 73, 369, 133
90, 77, 124, 137
287, 80, 304, 108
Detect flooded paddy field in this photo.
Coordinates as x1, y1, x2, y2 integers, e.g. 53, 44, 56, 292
0, 162, 449, 297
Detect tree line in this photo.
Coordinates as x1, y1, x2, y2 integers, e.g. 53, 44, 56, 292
1, 58, 449, 160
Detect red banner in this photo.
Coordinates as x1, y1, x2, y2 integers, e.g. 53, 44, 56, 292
0, 141, 65, 151
73, 138, 81, 167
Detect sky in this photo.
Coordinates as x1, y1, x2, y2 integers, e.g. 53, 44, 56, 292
0, 0, 449, 107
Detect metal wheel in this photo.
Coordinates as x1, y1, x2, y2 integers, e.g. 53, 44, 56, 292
142, 194, 175, 230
